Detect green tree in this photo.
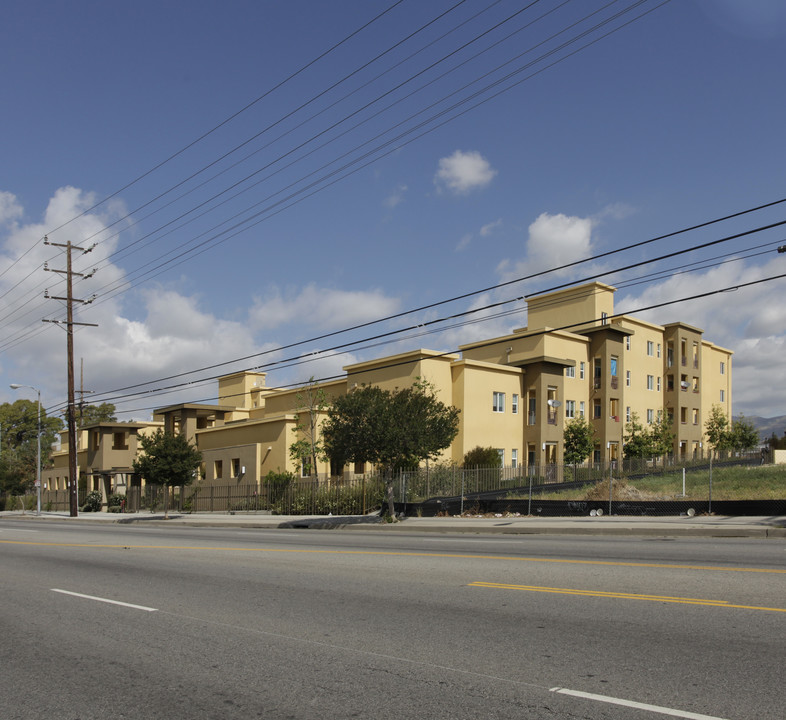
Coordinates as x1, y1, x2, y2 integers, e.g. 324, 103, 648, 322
649, 411, 676, 458
623, 412, 653, 459
704, 405, 731, 457
0, 400, 63, 495
730, 415, 759, 452
322, 380, 459, 518
133, 430, 202, 518
78, 402, 117, 427
462, 446, 502, 468
288, 378, 328, 479
563, 416, 595, 467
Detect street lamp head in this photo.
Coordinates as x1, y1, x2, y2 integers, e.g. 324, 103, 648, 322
9, 383, 22, 389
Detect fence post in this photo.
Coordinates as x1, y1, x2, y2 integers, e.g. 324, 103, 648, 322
708, 455, 713, 514
608, 460, 613, 516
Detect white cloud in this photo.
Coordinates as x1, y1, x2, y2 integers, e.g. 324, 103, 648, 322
455, 233, 472, 252
498, 212, 596, 285
434, 150, 496, 194
480, 219, 502, 236
0, 188, 281, 417
384, 184, 408, 208
249, 284, 400, 332
0, 192, 23, 227
616, 256, 786, 417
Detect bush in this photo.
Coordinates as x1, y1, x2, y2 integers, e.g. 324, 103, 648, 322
264, 470, 296, 504
82, 490, 103, 512
107, 494, 124, 513
462, 446, 502, 468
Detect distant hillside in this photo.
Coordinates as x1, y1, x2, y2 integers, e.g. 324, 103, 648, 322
735, 415, 786, 441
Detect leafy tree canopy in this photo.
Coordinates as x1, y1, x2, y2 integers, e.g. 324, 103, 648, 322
322, 380, 460, 516
462, 446, 502, 468
563, 416, 595, 466
132, 430, 202, 488
704, 405, 731, 455
623, 411, 674, 459
78, 402, 118, 427
288, 378, 329, 478
730, 415, 759, 452
0, 400, 63, 493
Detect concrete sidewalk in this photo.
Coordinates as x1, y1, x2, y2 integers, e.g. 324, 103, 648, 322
2, 509, 785, 538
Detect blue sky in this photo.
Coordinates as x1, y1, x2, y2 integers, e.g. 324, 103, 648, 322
1, 0, 786, 421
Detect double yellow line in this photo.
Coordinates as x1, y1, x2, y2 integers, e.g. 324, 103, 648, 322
469, 581, 786, 613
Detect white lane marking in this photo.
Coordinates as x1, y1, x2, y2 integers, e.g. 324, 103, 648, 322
550, 688, 729, 719
51, 589, 158, 612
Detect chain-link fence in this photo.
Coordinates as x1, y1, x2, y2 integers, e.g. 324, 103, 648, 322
19, 452, 783, 518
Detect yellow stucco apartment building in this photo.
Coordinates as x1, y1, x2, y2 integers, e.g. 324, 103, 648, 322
42, 282, 733, 493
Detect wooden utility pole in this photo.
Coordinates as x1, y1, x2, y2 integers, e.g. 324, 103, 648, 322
43, 237, 97, 517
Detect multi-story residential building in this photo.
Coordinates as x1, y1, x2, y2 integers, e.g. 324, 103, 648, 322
43, 282, 734, 497
41, 420, 162, 499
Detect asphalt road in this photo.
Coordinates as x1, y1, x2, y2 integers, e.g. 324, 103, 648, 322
1, 519, 784, 719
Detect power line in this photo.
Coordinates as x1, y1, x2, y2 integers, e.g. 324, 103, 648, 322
75, 269, 786, 418
0, 1, 666, 337
77, 222, 785, 409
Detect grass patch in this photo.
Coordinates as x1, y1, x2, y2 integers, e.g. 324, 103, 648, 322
516, 464, 786, 502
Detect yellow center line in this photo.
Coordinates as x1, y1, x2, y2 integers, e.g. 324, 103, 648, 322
1, 539, 784, 575
468, 581, 786, 613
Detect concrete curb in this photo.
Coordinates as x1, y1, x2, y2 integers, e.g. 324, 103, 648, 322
3, 510, 785, 538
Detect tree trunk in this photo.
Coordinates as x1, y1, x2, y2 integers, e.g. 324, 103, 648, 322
385, 476, 398, 521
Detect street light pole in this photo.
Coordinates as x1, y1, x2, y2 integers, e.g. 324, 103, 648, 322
10, 383, 42, 516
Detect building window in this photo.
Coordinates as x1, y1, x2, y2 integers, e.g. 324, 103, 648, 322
354, 461, 366, 474
657, 377, 661, 391
647, 341, 654, 356
647, 374, 654, 390
579, 361, 585, 379
626, 370, 631, 387
231, 458, 241, 477
497, 449, 505, 466
681, 407, 688, 424
112, 431, 128, 450
214, 460, 223, 479
657, 343, 662, 358
601, 312, 608, 325
647, 409, 654, 424
610, 399, 619, 421
512, 394, 519, 414
493, 391, 505, 413
720, 389, 725, 403
593, 399, 602, 419
579, 401, 585, 418
626, 406, 631, 423
547, 387, 558, 425
565, 400, 576, 419
720, 361, 725, 375
693, 408, 699, 425
566, 366, 575, 378
626, 336, 631, 351
528, 393, 537, 425
300, 456, 313, 477
693, 377, 699, 393
511, 449, 518, 469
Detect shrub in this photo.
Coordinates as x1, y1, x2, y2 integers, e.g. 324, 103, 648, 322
462, 446, 502, 468
107, 494, 124, 513
82, 490, 103, 512
264, 470, 296, 504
